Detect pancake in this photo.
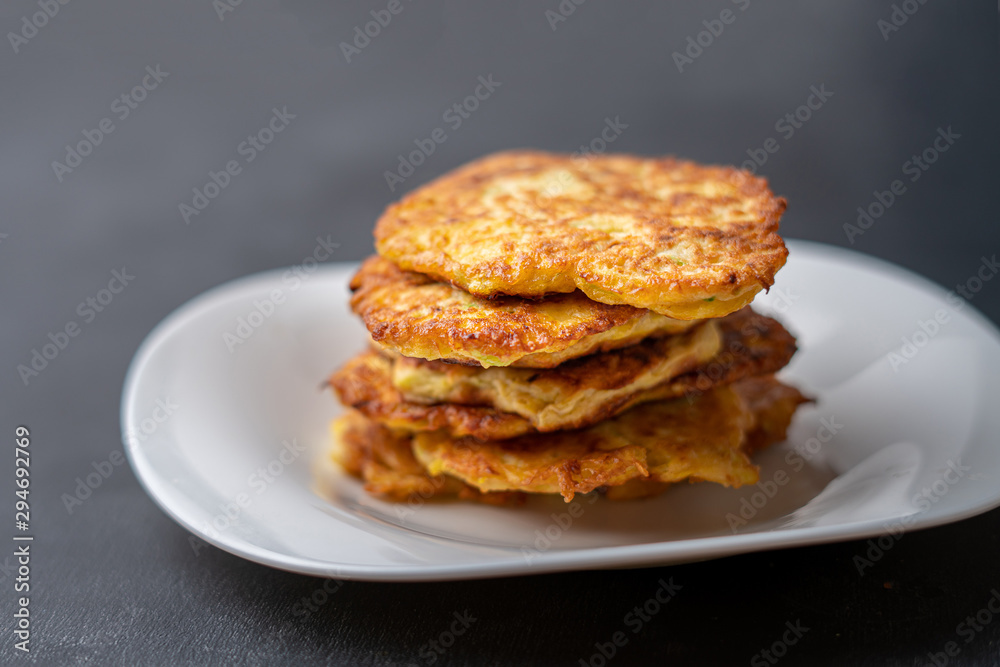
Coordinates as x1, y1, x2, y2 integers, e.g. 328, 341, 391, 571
411, 376, 809, 501
390, 318, 722, 429
350, 255, 696, 368
329, 309, 798, 440
595, 379, 810, 501
731, 375, 813, 454
374, 150, 788, 319
329, 351, 532, 440
330, 410, 523, 504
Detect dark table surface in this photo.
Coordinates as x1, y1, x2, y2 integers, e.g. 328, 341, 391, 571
2, 1, 999, 665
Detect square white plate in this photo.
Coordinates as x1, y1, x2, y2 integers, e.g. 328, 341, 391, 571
121, 240, 1000, 581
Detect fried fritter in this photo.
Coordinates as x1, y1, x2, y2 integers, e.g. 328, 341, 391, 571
374, 150, 788, 319
411, 377, 808, 501
329, 309, 797, 440
731, 376, 813, 454
390, 319, 722, 429
605, 378, 812, 501
350, 255, 696, 368
331, 411, 524, 504
329, 352, 531, 440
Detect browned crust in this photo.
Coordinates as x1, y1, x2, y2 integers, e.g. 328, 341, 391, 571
374, 150, 788, 317
331, 379, 809, 504
329, 309, 797, 440
352, 254, 641, 347
329, 352, 532, 440
350, 255, 689, 367
663, 308, 799, 398
603, 378, 809, 500
732, 375, 814, 454
332, 410, 524, 505
411, 376, 808, 502
395, 321, 710, 402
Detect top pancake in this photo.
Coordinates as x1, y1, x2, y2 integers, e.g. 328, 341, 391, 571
374, 150, 788, 319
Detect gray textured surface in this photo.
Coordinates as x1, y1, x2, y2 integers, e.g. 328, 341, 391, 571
1, 0, 999, 664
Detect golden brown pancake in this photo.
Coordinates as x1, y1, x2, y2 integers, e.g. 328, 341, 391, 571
329, 376, 808, 503
603, 377, 811, 500
350, 255, 696, 368
330, 411, 524, 504
411, 376, 808, 502
390, 319, 722, 429
330, 351, 532, 440
329, 309, 798, 440
374, 150, 788, 319
731, 375, 812, 454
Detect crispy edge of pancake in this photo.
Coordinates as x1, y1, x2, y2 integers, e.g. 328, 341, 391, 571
731, 375, 813, 454
330, 352, 534, 440
411, 377, 809, 502
329, 309, 797, 440
351, 255, 697, 368
330, 410, 524, 505
374, 150, 787, 318
604, 375, 812, 501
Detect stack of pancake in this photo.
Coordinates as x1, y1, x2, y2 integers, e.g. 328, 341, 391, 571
327, 150, 808, 505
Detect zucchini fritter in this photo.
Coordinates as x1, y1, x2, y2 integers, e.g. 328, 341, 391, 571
411, 377, 808, 501
330, 376, 808, 503
329, 309, 797, 440
375, 150, 788, 319
330, 411, 524, 505
390, 319, 722, 429
350, 255, 695, 368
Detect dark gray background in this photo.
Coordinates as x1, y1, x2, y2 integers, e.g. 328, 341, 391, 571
2, 0, 999, 665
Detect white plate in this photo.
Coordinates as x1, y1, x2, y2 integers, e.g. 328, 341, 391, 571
121, 241, 1000, 581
